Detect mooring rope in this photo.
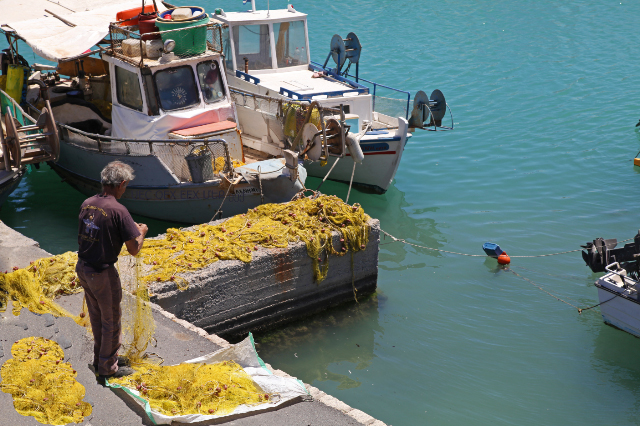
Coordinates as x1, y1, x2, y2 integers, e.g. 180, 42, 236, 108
346, 162, 356, 204
380, 230, 635, 259
507, 267, 619, 314
316, 157, 341, 191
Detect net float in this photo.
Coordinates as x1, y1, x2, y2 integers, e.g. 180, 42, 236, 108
497, 252, 511, 265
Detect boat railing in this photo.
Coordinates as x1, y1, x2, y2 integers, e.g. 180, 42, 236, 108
58, 123, 234, 183
1, 90, 37, 127
229, 87, 342, 116
310, 61, 411, 120
605, 262, 639, 288
108, 22, 223, 68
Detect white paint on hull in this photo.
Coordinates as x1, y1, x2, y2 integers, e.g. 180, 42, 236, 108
596, 273, 640, 338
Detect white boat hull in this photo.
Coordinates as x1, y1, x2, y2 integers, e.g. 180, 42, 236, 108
595, 273, 640, 337
304, 123, 410, 193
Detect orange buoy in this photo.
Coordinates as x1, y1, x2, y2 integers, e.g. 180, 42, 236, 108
497, 252, 511, 265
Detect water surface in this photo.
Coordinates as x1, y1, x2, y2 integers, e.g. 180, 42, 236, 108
3, 1, 640, 424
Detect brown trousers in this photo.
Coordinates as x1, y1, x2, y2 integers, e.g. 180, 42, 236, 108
76, 260, 122, 376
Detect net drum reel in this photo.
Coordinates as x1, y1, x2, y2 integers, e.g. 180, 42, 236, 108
408, 89, 453, 131
322, 32, 362, 79
297, 118, 345, 161
2, 100, 60, 170
295, 105, 354, 162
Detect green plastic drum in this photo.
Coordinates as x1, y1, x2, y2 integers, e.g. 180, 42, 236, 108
155, 14, 210, 57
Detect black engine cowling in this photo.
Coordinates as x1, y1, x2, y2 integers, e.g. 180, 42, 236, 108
581, 231, 640, 273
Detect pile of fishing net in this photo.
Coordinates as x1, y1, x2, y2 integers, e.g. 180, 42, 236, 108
127, 194, 370, 289
110, 360, 271, 417
0, 195, 357, 424
0, 252, 85, 320
0, 337, 92, 425
107, 335, 308, 425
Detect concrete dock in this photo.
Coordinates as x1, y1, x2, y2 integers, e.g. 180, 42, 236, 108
139, 218, 380, 338
0, 220, 387, 426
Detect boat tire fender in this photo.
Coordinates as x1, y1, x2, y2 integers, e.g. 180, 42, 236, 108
346, 132, 364, 163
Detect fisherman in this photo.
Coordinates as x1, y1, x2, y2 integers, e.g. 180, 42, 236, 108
76, 160, 148, 381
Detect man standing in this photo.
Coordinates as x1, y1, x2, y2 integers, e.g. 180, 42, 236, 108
76, 161, 148, 380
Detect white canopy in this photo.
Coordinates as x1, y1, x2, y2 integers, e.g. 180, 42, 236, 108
0, 0, 165, 62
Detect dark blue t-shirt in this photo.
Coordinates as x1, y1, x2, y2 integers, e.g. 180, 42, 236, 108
77, 194, 140, 269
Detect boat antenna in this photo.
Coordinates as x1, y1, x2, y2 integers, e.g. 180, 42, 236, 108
267, 0, 270, 17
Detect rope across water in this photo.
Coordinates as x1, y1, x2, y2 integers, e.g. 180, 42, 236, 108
379, 229, 634, 258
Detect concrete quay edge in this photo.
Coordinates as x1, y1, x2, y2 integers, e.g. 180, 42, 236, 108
0, 220, 388, 426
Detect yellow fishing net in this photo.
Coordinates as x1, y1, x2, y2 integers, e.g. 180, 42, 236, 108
123, 195, 370, 289
110, 360, 272, 416
118, 256, 157, 366
0, 194, 369, 423
0, 252, 86, 322
213, 156, 244, 173
283, 103, 321, 142
0, 337, 92, 425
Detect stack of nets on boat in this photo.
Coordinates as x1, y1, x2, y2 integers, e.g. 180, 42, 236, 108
229, 89, 338, 150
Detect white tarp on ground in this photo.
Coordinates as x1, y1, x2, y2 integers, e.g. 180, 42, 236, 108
106, 334, 309, 425
0, 0, 163, 62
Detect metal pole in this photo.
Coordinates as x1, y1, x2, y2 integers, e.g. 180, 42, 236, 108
372, 83, 377, 112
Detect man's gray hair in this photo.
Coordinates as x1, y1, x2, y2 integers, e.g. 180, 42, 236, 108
101, 161, 135, 187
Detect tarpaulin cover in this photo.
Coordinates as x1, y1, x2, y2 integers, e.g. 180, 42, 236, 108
106, 334, 309, 425
2, 1, 163, 62
111, 103, 236, 140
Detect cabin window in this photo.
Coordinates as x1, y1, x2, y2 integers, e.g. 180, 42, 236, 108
115, 66, 143, 111
274, 20, 308, 68
154, 66, 200, 111
232, 24, 272, 70
197, 61, 225, 104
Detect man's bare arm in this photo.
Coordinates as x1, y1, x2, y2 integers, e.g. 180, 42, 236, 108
125, 223, 148, 256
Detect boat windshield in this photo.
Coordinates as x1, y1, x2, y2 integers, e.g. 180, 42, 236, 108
196, 60, 225, 104
274, 20, 307, 68
115, 66, 143, 111
233, 24, 272, 70
154, 66, 200, 111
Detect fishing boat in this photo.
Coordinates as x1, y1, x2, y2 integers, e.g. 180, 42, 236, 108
582, 233, 640, 337
212, 0, 453, 194
0, 1, 306, 224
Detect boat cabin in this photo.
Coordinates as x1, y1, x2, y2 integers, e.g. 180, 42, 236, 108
24, 23, 244, 162
213, 9, 374, 133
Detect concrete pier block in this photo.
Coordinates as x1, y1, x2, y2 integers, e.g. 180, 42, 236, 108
141, 218, 380, 338
0, 220, 51, 271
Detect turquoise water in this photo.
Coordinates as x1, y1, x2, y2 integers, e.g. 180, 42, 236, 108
3, 1, 640, 424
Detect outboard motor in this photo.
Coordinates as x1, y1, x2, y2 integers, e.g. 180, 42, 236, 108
581, 231, 640, 273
